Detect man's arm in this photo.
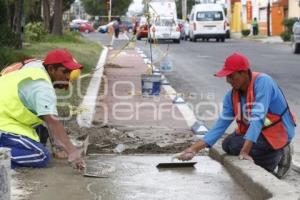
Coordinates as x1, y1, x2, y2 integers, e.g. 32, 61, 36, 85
178, 91, 234, 161
41, 115, 85, 170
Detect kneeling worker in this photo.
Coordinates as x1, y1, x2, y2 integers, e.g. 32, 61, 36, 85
178, 53, 296, 179
0, 49, 85, 170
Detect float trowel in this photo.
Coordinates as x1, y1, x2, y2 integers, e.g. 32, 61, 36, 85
156, 153, 197, 168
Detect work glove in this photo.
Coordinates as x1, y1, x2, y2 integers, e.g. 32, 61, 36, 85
176, 147, 196, 161
68, 150, 86, 170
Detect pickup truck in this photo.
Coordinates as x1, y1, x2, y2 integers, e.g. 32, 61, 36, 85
292, 21, 300, 54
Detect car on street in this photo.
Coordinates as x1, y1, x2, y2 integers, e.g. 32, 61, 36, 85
149, 17, 181, 43
136, 17, 148, 40
98, 21, 116, 33
121, 21, 133, 32
189, 4, 227, 42
79, 23, 95, 33
292, 20, 300, 54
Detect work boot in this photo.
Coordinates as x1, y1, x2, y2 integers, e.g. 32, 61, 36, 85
274, 144, 292, 179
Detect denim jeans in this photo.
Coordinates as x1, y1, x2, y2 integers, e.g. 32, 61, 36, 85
222, 132, 283, 172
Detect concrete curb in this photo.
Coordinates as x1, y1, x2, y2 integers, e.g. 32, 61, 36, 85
162, 84, 197, 127
76, 46, 108, 127
0, 147, 11, 200
209, 143, 300, 200
292, 158, 300, 173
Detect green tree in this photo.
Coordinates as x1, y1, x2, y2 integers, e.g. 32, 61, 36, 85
176, 0, 195, 19
81, 0, 133, 17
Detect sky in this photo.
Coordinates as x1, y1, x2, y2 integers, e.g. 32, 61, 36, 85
128, 0, 144, 14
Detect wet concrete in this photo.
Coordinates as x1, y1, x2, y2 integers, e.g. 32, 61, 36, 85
84, 155, 251, 200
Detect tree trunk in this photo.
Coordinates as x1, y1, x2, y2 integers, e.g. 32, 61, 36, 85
52, 0, 63, 36
12, 0, 24, 49
43, 0, 51, 32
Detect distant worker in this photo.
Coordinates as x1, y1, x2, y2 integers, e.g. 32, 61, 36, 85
177, 53, 296, 179
252, 17, 259, 36
0, 49, 85, 170
113, 18, 121, 38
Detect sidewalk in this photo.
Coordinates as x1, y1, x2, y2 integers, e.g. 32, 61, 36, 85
231, 32, 286, 44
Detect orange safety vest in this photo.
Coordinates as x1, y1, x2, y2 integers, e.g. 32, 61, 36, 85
232, 72, 296, 150
0, 58, 38, 76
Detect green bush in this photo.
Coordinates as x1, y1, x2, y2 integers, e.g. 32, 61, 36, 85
0, 48, 29, 70
25, 22, 46, 42
0, 25, 19, 47
242, 29, 251, 37
280, 31, 291, 41
282, 18, 298, 33
280, 18, 298, 41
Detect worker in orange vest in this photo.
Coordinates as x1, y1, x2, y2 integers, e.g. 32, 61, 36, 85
177, 53, 296, 179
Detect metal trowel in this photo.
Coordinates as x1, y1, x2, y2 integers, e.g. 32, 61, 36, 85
156, 153, 197, 168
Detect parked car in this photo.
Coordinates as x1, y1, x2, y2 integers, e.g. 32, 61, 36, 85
69, 22, 80, 32
79, 23, 95, 33
292, 20, 300, 54
136, 17, 148, 40
97, 21, 116, 33
137, 24, 149, 40
149, 17, 181, 43
69, 19, 88, 32
121, 21, 133, 32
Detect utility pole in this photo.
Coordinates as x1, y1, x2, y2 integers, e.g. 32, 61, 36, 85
107, 0, 112, 22
182, 0, 187, 20
267, 0, 271, 36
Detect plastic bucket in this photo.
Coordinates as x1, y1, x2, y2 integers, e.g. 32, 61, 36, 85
141, 74, 161, 96
159, 55, 173, 72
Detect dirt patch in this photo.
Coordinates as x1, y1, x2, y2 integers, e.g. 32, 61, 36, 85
105, 63, 133, 68
64, 120, 197, 155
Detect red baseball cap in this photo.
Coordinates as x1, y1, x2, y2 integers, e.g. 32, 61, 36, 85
214, 53, 250, 77
43, 49, 82, 70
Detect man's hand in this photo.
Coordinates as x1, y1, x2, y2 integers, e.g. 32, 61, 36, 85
53, 150, 68, 159
239, 152, 254, 162
239, 140, 254, 162
176, 147, 196, 161
68, 150, 86, 170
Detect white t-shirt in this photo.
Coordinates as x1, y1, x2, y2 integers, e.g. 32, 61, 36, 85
18, 60, 58, 116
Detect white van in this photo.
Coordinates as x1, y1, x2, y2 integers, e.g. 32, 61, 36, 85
189, 4, 227, 42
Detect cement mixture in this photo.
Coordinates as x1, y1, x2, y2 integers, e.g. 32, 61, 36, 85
65, 120, 198, 155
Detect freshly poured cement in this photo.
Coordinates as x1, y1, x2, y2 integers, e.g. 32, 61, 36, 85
84, 155, 251, 200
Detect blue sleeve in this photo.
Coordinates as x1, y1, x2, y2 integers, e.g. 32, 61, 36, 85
203, 91, 234, 147
244, 75, 274, 143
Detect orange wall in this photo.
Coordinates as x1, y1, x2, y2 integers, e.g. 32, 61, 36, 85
271, 5, 284, 36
